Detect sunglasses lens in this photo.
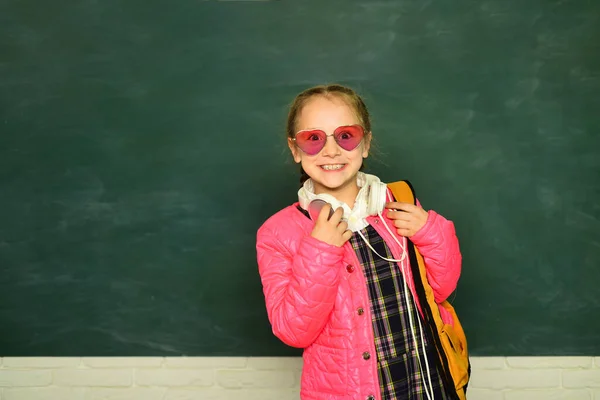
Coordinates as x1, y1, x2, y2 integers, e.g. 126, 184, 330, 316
334, 125, 364, 151
295, 125, 364, 155
295, 130, 326, 155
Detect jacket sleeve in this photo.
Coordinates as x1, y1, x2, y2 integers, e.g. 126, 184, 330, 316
256, 226, 344, 348
410, 202, 462, 303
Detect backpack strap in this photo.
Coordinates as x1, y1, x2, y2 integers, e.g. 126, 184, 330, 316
386, 180, 463, 400
387, 180, 417, 206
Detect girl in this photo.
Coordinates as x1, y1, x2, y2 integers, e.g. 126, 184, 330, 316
256, 84, 463, 400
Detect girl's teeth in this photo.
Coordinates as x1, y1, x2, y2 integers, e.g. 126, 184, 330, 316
322, 164, 343, 170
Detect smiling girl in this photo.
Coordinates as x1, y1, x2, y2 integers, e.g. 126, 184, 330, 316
256, 84, 464, 400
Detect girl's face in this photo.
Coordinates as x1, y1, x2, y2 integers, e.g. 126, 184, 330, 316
288, 95, 371, 197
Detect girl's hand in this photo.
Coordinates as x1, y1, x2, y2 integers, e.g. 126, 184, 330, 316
311, 205, 352, 247
385, 202, 428, 237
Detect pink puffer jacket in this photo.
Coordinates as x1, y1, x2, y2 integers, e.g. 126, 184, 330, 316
256, 190, 462, 400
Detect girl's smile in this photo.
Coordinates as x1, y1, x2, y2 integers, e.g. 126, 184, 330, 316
319, 163, 347, 171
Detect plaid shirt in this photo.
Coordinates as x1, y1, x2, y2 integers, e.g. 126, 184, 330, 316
350, 225, 451, 400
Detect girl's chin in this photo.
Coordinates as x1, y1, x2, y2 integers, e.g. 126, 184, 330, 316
312, 175, 359, 193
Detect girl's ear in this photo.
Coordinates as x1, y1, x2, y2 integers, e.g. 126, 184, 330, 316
362, 131, 372, 158
287, 138, 302, 163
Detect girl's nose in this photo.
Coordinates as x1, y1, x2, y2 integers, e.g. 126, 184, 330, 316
321, 135, 341, 157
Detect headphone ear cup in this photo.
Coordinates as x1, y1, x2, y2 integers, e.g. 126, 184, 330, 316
308, 199, 334, 221
367, 182, 387, 215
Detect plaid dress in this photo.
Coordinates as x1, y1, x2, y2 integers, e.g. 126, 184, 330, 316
350, 225, 451, 400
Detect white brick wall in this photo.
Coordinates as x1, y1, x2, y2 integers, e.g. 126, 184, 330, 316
0, 357, 598, 399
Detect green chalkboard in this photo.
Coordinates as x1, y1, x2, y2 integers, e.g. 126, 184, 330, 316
1, 0, 598, 356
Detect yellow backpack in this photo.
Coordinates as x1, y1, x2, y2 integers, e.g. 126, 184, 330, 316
387, 180, 471, 400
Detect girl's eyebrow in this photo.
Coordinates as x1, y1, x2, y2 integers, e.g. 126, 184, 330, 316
298, 124, 358, 131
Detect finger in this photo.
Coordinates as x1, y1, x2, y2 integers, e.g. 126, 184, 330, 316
317, 203, 333, 222
337, 220, 348, 233
385, 202, 418, 213
396, 228, 413, 237
329, 207, 344, 224
341, 229, 353, 242
393, 219, 415, 230
386, 209, 413, 222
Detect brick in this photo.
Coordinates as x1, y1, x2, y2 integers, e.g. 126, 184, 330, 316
237, 388, 300, 400
85, 388, 166, 400
165, 388, 300, 400
563, 370, 600, 388
507, 357, 593, 369
53, 369, 132, 387
464, 388, 504, 400
164, 388, 231, 400
0, 370, 52, 387
216, 370, 296, 389
246, 357, 302, 371
470, 369, 560, 389
3, 358, 80, 368
82, 358, 163, 368
595, 357, 600, 368
135, 369, 214, 387
505, 389, 591, 400
164, 357, 246, 369
469, 356, 506, 370
3, 388, 85, 400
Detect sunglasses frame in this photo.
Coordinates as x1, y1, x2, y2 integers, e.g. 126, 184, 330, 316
292, 124, 366, 156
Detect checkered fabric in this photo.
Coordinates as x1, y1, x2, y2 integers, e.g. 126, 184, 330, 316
350, 225, 451, 400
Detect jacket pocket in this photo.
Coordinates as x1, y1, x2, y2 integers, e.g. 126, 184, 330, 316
302, 343, 348, 395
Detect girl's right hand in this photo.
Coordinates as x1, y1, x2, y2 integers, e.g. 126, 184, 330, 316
310, 205, 352, 247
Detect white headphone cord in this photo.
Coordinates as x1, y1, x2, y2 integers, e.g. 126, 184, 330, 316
357, 214, 435, 400
379, 214, 435, 400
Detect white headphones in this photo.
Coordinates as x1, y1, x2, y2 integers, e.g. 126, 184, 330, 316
366, 180, 388, 216
300, 176, 436, 400
301, 180, 388, 231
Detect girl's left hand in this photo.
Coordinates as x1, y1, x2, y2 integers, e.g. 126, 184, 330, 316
384, 202, 429, 237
